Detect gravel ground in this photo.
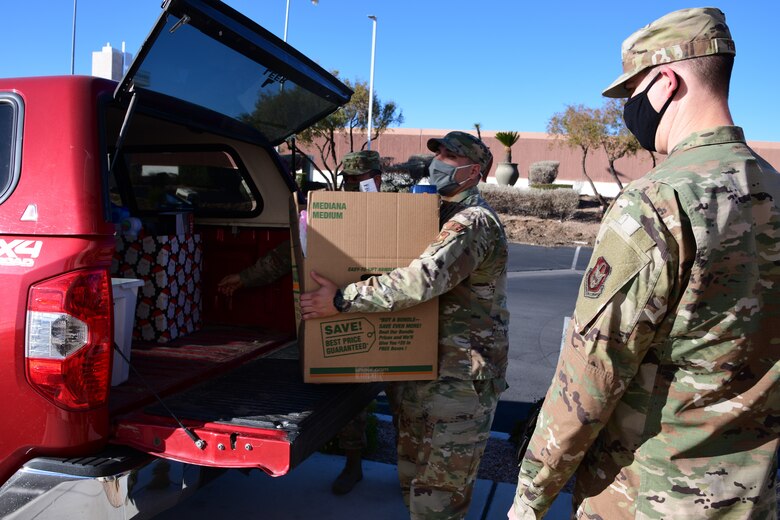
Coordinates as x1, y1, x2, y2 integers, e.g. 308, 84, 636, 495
498, 198, 602, 247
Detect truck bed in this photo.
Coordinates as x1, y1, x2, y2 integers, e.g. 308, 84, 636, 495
109, 325, 383, 474
109, 325, 293, 415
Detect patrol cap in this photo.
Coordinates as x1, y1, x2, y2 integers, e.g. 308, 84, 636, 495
426, 131, 493, 173
341, 150, 381, 176
603, 7, 736, 98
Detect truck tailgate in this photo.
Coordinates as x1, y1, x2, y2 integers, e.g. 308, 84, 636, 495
112, 356, 382, 476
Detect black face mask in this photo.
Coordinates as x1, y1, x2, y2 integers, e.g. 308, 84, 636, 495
623, 72, 678, 152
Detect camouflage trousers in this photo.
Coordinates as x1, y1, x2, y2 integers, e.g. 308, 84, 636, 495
385, 382, 404, 430
393, 377, 504, 520
337, 408, 368, 451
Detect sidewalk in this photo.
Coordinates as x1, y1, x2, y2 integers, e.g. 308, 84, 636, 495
156, 441, 574, 520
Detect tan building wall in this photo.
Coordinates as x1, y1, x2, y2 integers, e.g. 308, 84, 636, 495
296, 128, 780, 196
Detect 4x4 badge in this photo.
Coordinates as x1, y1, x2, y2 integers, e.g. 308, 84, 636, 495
0, 239, 43, 267
584, 256, 611, 299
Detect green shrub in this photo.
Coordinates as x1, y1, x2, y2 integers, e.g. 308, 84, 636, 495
378, 154, 436, 193
529, 183, 573, 190
380, 171, 414, 193
385, 154, 434, 183
528, 161, 560, 185
478, 183, 518, 214
479, 183, 579, 220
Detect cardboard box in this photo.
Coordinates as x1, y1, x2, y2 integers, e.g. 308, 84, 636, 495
112, 234, 203, 343
110, 278, 144, 385
291, 191, 440, 383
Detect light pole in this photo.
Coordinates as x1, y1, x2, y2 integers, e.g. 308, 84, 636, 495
366, 15, 377, 150
284, 0, 319, 43
70, 0, 77, 74
284, 0, 291, 41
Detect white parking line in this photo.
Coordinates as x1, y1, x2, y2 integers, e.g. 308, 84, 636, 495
571, 245, 582, 270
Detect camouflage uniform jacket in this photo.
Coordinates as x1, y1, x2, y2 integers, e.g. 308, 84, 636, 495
341, 188, 510, 380
513, 126, 780, 519
239, 239, 292, 287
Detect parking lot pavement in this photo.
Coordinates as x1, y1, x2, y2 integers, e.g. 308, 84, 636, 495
154, 452, 574, 519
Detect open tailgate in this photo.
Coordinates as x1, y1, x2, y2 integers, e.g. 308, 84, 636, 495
112, 357, 381, 476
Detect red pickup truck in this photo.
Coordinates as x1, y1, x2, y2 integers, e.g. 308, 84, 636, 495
0, 1, 380, 517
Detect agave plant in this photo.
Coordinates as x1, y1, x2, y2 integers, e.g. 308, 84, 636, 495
495, 131, 520, 163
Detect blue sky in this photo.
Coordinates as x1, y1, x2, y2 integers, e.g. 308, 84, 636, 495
2, 1, 778, 142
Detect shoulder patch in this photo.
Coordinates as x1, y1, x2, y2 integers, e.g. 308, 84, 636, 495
431, 229, 451, 247
574, 225, 652, 333
426, 219, 469, 251
430, 221, 466, 247
584, 256, 611, 298
442, 221, 467, 233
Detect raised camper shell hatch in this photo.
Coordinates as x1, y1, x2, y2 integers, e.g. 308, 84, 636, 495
115, 0, 352, 147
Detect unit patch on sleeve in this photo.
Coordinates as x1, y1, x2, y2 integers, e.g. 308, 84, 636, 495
430, 230, 451, 248
584, 256, 611, 299
430, 221, 466, 248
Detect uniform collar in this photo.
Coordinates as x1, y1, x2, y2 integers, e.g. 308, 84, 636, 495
442, 186, 480, 204
668, 126, 746, 157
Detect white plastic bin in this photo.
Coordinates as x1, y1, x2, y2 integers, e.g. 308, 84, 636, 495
111, 278, 145, 386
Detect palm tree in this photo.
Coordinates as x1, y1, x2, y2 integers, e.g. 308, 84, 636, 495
495, 131, 519, 163
493, 131, 520, 186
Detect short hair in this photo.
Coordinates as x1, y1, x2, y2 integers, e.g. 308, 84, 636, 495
678, 54, 734, 98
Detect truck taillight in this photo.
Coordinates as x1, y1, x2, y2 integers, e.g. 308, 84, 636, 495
25, 269, 112, 410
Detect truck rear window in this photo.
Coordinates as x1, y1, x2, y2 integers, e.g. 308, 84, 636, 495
114, 148, 262, 217
0, 94, 23, 204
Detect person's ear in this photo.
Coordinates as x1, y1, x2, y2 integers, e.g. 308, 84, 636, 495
659, 66, 679, 100
470, 164, 482, 182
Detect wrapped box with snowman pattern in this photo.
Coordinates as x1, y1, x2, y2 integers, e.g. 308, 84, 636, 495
112, 234, 203, 343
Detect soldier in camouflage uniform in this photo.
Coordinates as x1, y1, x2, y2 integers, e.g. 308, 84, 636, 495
216, 239, 292, 296
510, 8, 780, 519
217, 150, 383, 495
341, 150, 383, 192
301, 131, 509, 519
329, 150, 384, 494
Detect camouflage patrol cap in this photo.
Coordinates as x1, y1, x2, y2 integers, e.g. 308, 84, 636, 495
341, 150, 381, 176
603, 7, 736, 98
426, 131, 493, 173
